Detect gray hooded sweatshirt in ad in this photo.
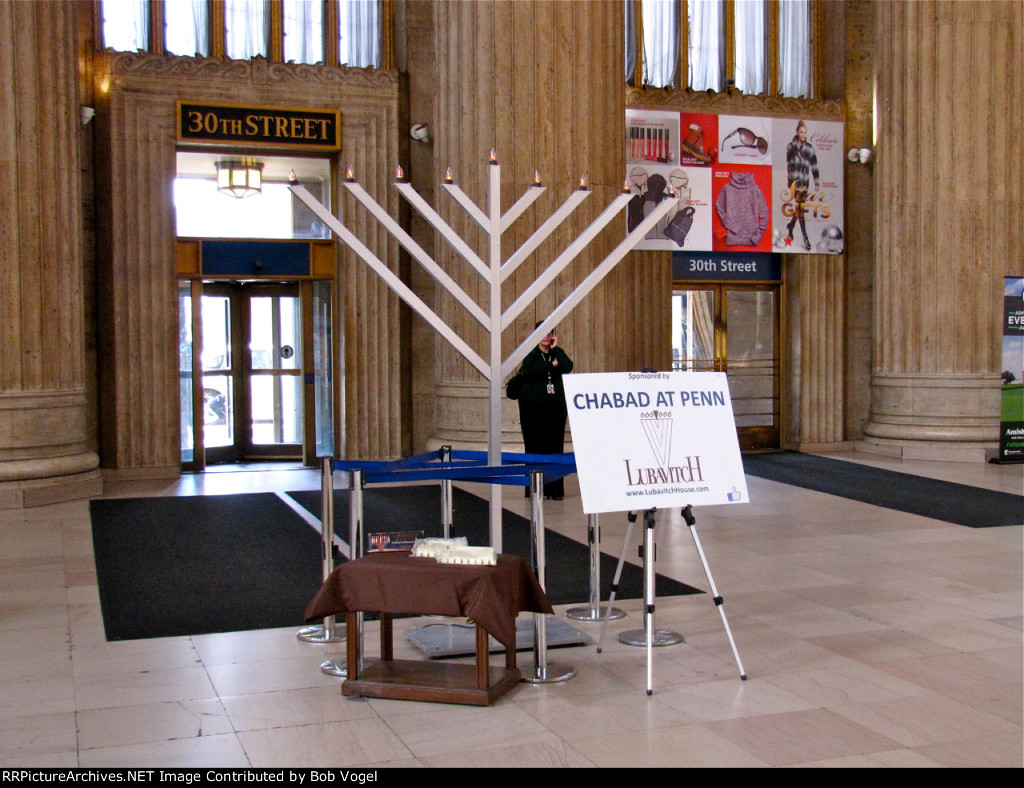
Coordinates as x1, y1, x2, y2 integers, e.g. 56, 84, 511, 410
714, 171, 769, 246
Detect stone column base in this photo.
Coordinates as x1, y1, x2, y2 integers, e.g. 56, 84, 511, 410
0, 390, 102, 507
861, 372, 1000, 462
785, 440, 859, 454
855, 439, 994, 463
426, 381, 573, 455
0, 465, 102, 509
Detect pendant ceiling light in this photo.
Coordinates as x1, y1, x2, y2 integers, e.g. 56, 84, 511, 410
215, 158, 264, 198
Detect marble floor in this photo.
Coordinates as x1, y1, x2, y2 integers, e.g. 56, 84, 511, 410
1, 453, 1021, 768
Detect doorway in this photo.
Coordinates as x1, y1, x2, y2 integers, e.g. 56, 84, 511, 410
672, 285, 780, 451
198, 282, 304, 465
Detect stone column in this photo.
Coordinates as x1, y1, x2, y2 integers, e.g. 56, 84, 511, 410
0, 0, 100, 507
796, 255, 846, 448
865, 0, 1023, 460
429, 0, 669, 450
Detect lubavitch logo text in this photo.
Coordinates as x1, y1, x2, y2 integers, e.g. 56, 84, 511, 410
624, 456, 704, 486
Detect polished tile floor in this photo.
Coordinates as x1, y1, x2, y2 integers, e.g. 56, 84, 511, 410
1, 453, 1021, 767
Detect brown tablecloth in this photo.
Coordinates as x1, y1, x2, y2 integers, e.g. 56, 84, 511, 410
303, 552, 553, 650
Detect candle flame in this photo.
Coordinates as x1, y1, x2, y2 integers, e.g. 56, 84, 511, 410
532, 170, 542, 187
395, 164, 404, 181
489, 148, 497, 164
444, 166, 454, 183
578, 174, 588, 190
345, 166, 355, 182
623, 180, 631, 193
288, 169, 298, 184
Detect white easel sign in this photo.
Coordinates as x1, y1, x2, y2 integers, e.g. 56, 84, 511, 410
563, 371, 749, 513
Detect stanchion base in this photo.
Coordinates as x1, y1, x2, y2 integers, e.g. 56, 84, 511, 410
565, 606, 625, 622
297, 625, 345, 644
320, 658, 347, 677
617, 628, 684, 647
521, 661, 577, 684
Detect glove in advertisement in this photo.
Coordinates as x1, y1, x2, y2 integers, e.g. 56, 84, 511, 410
626, 110, 844, 254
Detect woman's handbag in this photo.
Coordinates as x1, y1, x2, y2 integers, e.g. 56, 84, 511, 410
505, 372, 524, 400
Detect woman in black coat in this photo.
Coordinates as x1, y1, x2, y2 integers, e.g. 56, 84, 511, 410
517, 325, 573, 499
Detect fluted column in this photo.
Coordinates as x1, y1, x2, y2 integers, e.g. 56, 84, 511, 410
0, 1, 100, 507
94, 87, 179, 476
429, 0, 669, 449
865, 0, 1023, 458
797, 254, 845, 447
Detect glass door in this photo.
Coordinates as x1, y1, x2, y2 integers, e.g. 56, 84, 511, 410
672, 289, 717, 372
179, 281, 197, 466
311, 279, 334, 458
724, 288, 779, 451
672, 285, 780, 451
200, 288, 237, 463
246, 285, 303, 457
196, 283, 304, 465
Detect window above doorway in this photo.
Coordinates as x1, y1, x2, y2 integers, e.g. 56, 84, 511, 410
174, 152, 330, 240
100, 0, 385, 68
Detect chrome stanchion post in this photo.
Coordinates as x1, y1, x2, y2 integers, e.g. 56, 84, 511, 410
439, 445, 453, 539
616, 508, 683, 695
321, 467, 366, 677
566, 513, 625, 622
297, 457, 344, 644
350, 469, 365, 671
523, 470, 576, 684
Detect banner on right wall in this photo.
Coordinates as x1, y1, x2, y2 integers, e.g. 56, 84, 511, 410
1001, 277, 1024, 462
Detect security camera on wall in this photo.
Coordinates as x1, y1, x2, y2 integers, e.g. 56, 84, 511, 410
410, 123, 430, 144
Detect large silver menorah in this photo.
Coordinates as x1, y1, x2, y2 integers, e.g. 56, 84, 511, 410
289, 154, 676, 550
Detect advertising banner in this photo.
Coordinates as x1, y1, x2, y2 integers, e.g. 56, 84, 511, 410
1000, 277, 1024, 462
563, 371, 749, 514
769, 117, 845, 253
626, 109, 844, 254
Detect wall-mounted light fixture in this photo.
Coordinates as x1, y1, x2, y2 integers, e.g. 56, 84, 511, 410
847, 147, 872, 165
215, 158, 264, 198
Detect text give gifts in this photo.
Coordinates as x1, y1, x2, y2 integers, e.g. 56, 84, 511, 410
563, 371, 748, 514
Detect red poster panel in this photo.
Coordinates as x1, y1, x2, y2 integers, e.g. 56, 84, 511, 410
711, 163, 773, 252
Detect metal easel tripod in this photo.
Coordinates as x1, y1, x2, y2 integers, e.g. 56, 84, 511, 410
679, 504, 745, 681
596, 505, 746, 693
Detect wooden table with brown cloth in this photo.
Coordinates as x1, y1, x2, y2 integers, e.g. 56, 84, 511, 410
303, 551, 553, 651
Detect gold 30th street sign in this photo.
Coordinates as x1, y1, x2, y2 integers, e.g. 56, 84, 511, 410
177, 102, 341, 151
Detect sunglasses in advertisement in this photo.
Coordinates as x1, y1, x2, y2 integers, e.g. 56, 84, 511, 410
722, 127, 768, 155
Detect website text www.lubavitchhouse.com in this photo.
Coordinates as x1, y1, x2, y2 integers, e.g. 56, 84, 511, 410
1, 771, 379, 785
626, 485, 710, 497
